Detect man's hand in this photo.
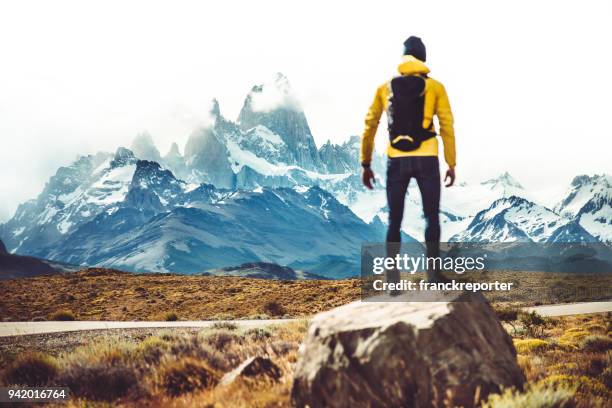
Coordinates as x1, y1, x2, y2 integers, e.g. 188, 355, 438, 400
444, 167, 455, 187
362, 167, 375, 190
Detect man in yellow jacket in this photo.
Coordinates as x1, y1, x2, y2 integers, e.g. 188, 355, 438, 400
360, 36, 456, 281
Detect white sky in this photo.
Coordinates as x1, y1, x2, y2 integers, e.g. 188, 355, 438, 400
1, 0, 611, 222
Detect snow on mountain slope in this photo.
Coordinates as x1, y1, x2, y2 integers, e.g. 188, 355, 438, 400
237, 73, 322, 171
553, 174, 612, 242
0, 148, 141, 253
554, 175, 611, 216
451, 196, 597, 243
39, 184, 390, 277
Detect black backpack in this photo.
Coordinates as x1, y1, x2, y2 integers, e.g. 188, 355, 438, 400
387, 74, 436, 151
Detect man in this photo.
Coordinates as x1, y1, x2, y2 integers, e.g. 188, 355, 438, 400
360, 36, 456, 282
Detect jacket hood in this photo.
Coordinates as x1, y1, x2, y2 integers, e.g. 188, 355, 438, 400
397, 55, 430, 75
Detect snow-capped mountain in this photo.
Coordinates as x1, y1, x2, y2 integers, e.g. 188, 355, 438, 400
0, 148, 137, 254
237, 73, 322, 171
167, 74, 380, 197
131, 132, 162, 163
481, 172, 524, 197
1, 72, 610, 280
451, 196, 597, 243
1, 150, 390, 278
554, 174, 612, 242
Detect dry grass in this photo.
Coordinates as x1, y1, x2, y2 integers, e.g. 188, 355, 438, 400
1, 351, 59, 386
0, 268, 361, 321
1, 314, 609, 407
1, 269, 609, 322
510, 312, 612, 407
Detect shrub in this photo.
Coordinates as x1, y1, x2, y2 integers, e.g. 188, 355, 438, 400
63, 339, 135, 366
247, 313, 270, 320
548, 362, 578, 374
136, 336, 169, 364
482, 384, 575, 408
579, 335, 612, 353
201, 329, 244, 351
48, 310, 75, 321
514, 339, 551, 354
269, 340, 295, 356
495, 306, 520, 333
211, 312, 235, 320
159, 357, 219, 396
211, 321, 238, 331
519, 311, 547, 337
58, 362, 140, 401
262, 300, 286, 317
559, 330, 590, 345
495, 306, 519, 322
243, 327, 272, 341
539, 374, 608, 397
158, 330, 179, 342
168, 336, 236, 371
163, 312, 178, 321
584, 323, 606, 333
2, 352, 58, 386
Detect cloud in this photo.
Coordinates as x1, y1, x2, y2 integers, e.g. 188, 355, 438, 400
249, 73, 302, 112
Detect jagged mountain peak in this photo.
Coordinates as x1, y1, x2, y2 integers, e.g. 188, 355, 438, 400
570, 173, 611, 188
451, 194, 594, 243
481, 172, 523, 189
239, 73, 302, 115
236, 75, 320, 171
111, 147, 137, 167
209, 98, 221, 118
165, 142, 182, 158
131, 132, 162, 163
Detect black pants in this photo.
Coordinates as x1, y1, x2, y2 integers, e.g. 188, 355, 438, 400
386, 156, 441, 253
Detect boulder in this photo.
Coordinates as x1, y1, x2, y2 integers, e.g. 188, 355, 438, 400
220, 356, 281, 386
291, 292, 525, 408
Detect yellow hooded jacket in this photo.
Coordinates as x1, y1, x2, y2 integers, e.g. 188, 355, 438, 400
360, 56, 456, 168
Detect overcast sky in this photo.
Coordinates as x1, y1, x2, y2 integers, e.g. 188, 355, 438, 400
1, 0, 611, 221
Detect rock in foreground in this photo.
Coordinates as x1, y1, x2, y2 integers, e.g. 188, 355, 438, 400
291, 292, 525, 408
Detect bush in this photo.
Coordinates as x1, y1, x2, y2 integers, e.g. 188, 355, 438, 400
579, 335, 612, 352
514, 339, 551, 354
136, 336, 169, 364
247, 313, 270, 320
519, 311, 547, 337
163, 312, 178, 321
495, 306, 520, 333
263, 300, 286, 317
210, 312, 235, 320
59, 362, 140, 401
159, 357, 219, 396
495, 306, 519, 322
244, 327, 272, 341
539, 374, 608, 397
48, 310, 76, 321
559, 330, 590, 345
483, 384, 575, 408
201, 329, 244, 351
2, 352, 58, 386
63, 339, 134, 366
167, 336, 236, 371
211, 321, 238, 331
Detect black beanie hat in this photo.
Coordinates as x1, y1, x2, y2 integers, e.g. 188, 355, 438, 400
403, 36, 426, 62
